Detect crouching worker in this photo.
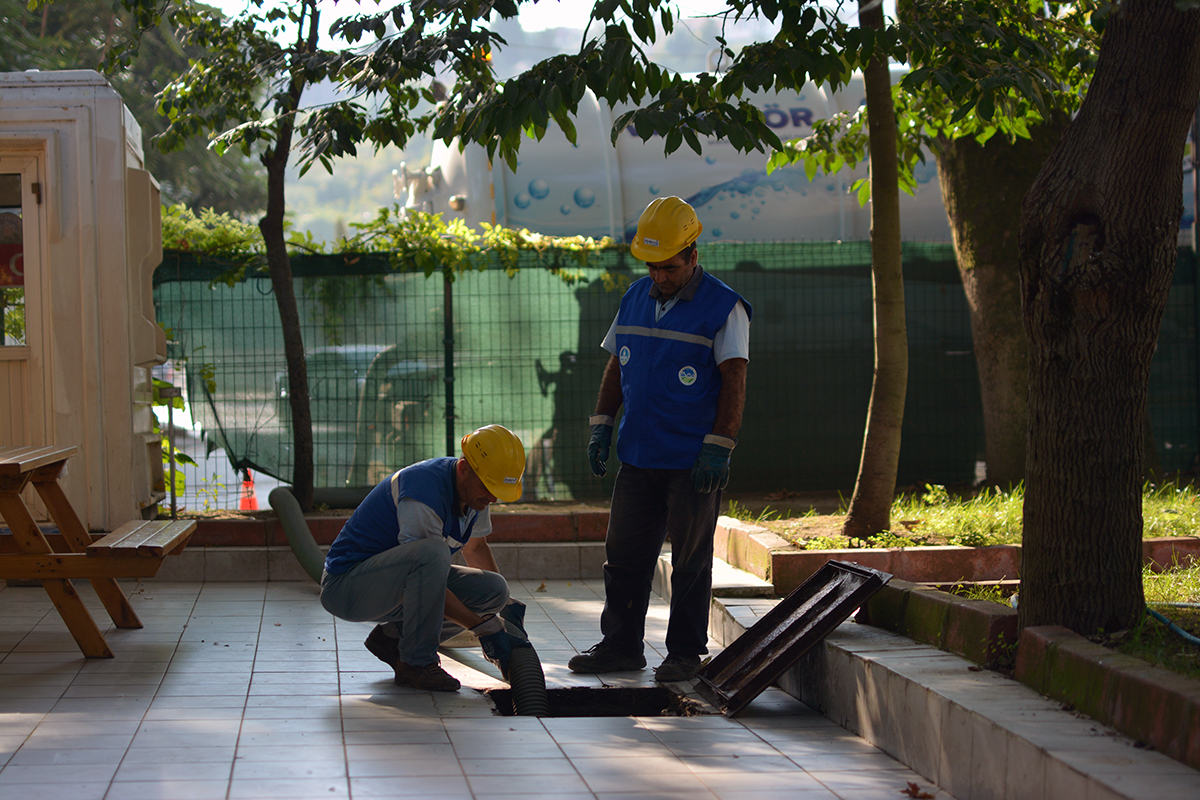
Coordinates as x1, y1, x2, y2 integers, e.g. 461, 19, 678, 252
320, 424, 531, 692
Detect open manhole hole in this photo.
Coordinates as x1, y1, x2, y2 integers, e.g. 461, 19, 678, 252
485, 686, 719, 717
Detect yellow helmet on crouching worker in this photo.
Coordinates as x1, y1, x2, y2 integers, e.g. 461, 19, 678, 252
460, 424, 525, 502
630, 196, 703, 263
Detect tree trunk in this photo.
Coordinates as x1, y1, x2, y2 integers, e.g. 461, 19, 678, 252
936, 118, 1069, 487
842, 0, 907, 539
259, 6, 319, 511
261, 154, 313, 511
1018, 0, 1200, 634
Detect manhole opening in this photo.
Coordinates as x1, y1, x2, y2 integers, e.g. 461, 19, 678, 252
485, 686, 719, 718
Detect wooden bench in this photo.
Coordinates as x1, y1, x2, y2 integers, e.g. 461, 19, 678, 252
87, 519, 195, 560
0, 445, 196, 657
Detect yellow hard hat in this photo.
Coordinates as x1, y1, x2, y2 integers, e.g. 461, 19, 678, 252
460, 424, 525, 502
630, 196, 703, 262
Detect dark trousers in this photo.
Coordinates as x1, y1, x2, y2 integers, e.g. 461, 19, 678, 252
599, 464, 723, 656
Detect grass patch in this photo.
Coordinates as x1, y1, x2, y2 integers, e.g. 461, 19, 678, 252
1108, 561, 1200, 681
739, 481, 1200, 549
723, 500, 786, 526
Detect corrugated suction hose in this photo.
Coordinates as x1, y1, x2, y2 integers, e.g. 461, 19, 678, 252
507, 646, 550, 716
500, 600, 549, 716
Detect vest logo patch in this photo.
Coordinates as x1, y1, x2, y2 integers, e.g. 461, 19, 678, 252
619, 345, 631, 365
678, 366, 697, 386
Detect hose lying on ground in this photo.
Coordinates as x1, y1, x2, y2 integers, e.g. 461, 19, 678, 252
1146, 605, 1200, 648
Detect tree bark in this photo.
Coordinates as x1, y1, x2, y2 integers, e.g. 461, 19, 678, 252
259, 4, 319, 511
842, 0, 907, 539
1018, 0, 1200, 634
936, 118, 1069, 487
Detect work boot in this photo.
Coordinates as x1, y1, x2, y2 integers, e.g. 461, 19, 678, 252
567, 641, 646, 673
654, 654, 702, 682
394, 659, 460, 692
364, 625, 399, 669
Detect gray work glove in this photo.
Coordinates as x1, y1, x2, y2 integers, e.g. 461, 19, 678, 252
473, 614, 531, 681
587, 414, 615, 477
691, 435, 736, 493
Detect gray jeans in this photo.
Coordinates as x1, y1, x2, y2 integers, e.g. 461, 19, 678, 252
320, 537, 509, 666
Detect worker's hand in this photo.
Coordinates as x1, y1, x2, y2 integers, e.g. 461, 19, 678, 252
691, 440, 734, 493
587, 415, 615, 477
474, 615, 531, 680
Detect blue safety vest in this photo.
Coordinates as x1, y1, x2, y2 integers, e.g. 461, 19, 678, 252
614, 272, 750, 469
323, 457, 477, 575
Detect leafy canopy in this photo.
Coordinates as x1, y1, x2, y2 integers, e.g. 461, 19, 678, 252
93, 0, 1102, 200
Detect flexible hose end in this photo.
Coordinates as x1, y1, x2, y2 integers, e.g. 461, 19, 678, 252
269, 486, 326, 584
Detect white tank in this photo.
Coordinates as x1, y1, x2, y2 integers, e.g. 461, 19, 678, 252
398, 73, 953, 244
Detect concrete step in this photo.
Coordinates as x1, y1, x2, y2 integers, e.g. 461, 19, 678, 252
152, 541, 770, 590
654, 548, 775, 600
148, 542, 609, 583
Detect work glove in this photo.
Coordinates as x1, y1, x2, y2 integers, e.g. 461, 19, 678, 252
587, 415, 615, 477
473, 614, 531, 681
499, 598, 528, 639
691, 436, 735, 494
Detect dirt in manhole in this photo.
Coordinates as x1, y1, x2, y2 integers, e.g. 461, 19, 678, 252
484, 686, 719, 718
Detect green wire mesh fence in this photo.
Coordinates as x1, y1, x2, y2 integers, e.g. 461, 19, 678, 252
152, 243, 1200, 507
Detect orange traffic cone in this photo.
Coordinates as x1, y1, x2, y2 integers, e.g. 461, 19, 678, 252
239, 470, 259, 510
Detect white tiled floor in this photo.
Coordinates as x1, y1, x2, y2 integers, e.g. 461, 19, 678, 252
0, 579, 956, 799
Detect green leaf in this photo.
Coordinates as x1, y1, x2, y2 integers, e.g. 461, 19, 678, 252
854, 178, 870, 206
978, 91, 995, 122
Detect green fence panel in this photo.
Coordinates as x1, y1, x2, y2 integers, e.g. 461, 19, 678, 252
153, 243, 1199, 500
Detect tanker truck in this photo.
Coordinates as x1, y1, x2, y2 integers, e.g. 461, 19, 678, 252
395, 74, 954, 243
397, 72, 1196, 245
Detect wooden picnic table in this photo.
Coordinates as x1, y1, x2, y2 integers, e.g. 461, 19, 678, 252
0, 445, 196, 657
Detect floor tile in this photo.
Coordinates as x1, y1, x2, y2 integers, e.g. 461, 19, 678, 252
104, 779, 230, 800
349, 775, 473, 797
0, 762, 119, 784
0, 781, 110, 800
466, 772, 592, 794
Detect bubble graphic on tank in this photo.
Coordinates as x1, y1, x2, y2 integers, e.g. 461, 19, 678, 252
514, 192, 532, 209
730, 212, 740, 220
913, 159, 939, 185
649, 186, 659, 195
574, 187, 596, 208
560, 205, 572, 215
712, 228, 723, 238
529, 179, 550, 200
706, 156, 717, 165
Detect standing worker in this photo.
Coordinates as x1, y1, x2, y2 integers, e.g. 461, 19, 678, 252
320, 424, 531, 691
569, 196, 752, 682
